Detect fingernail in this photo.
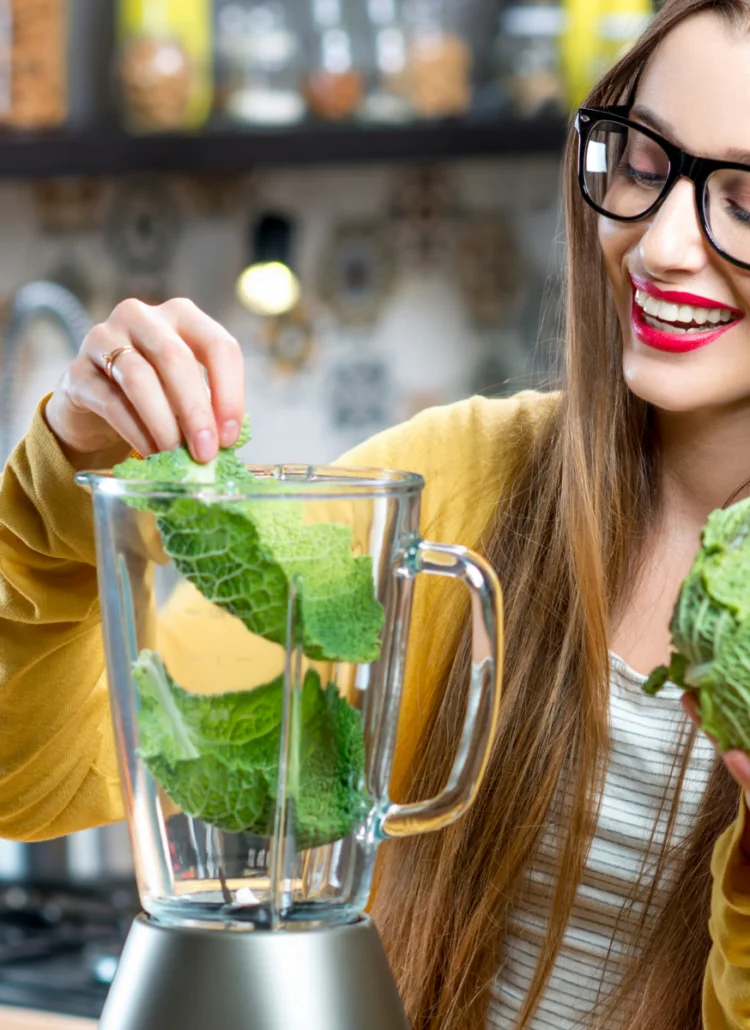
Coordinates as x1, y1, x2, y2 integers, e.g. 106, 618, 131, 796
220, 420, 239, 447
194, 429, 216, 462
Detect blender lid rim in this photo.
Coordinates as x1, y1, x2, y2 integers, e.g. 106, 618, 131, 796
74, 464, 426, 501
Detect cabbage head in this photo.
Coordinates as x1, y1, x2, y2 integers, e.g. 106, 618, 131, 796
645, 497, 750, 751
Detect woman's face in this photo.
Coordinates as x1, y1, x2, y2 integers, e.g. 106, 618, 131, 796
599, 12, 750, 413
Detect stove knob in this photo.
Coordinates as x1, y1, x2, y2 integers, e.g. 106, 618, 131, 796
3, 886, 27, 910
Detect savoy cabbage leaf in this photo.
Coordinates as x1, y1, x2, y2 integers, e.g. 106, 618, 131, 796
134, 650, 370, 849
645, 496, 750, 750
113, 423, 384, 663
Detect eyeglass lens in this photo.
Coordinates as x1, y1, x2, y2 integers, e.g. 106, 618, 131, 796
582, 120, 750, 266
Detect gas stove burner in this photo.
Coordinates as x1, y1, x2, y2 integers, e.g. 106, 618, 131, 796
0, 879, 139, 1019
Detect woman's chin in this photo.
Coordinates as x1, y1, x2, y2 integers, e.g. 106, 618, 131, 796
620, 345, 748, 414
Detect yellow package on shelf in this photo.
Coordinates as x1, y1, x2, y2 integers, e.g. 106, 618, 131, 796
560, 0, 602, 109
560, 0, 653, 108
117, 0, 213, 131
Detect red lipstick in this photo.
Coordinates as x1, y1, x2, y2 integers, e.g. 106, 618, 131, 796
630, 273, 743, 314
629, 275, 743, 354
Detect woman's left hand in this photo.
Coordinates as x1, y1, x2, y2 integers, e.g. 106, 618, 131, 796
682, 693, 750, 802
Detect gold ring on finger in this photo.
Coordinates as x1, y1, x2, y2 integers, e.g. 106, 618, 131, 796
102, 345, 137, 381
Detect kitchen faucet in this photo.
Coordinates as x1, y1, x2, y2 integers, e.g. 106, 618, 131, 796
0, 281, 92, 466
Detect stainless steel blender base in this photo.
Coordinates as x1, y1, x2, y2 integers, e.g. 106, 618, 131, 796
99, 913, 409, 1030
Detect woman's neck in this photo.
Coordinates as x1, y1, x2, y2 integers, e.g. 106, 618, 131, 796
657, 400, 750, 526
610, 401, 750, 673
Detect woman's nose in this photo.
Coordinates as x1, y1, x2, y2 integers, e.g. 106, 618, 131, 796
637, 178, 709, 278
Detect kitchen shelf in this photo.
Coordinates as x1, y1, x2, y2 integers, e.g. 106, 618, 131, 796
0, 116, 569, 179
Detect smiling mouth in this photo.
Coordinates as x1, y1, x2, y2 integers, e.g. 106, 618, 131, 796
630, 282, 745, 354
633, 288, 738, 334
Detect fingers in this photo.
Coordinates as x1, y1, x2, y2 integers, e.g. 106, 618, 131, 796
680, 692, 713, 740
82, 298, 244, 463
65, 358, 157, 457
680, 692, 700, 728
681, 693, 750, 797
723, 750, 750, 793
84, 325, 182, 453
159, 299, 245, 448
105, 300, 219, 462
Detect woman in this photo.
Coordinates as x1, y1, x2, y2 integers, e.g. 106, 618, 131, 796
2, 0, 750, 1026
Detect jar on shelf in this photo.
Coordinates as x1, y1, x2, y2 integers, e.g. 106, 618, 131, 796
117, 0, 213, 132
215, 2, 304, 126
303, 0, 364, 121
0, 0, 68, 129
360, 0, 412, 124
402, 0, 473, 120
496, 1, 565, 118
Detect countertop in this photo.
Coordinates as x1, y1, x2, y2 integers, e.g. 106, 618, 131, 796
0, 1007, 97, 1029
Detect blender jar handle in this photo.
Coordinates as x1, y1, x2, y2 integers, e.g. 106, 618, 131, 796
380, 539, 503, 839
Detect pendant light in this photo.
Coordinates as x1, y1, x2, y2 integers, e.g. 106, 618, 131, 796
236, 212, 301, 317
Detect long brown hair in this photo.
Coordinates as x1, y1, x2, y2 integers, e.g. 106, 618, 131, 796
371, 1, 748, 1026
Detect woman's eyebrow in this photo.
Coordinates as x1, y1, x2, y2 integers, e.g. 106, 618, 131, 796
630, 104, 676, 140
631, 103, 750, 165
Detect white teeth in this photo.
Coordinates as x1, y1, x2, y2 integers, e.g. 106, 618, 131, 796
643, 315, 711, 334
633, 288, 736, 328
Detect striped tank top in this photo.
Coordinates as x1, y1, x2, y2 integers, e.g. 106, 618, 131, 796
488, 653, 715, 1028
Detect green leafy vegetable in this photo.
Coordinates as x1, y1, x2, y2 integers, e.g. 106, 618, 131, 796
134, 650, 370, 849
113, 421, 384, 663
111, 418, 381, 847
645, 497, 750, 750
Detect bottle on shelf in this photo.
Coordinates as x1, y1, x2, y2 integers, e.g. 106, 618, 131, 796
303, 0, 365, 121
0, 0, 69, 130
360, 0, 413, 123
117, 0, 213, 132
402, 0, 473, 120
495, 0, 565, 118
215, 1, 305, 126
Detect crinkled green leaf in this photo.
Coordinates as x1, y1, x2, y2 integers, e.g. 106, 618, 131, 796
134, 650, 370, 849
702, 499, 750, 554
703, 548, 750, 622
115, 416, 253, 494
114, 425, 384, 663
643, 652, 689, 697
701, 617, 750, 751
669, 566, 735, 667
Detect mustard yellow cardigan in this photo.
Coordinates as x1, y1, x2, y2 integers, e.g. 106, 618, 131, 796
0, 391, 747, 1025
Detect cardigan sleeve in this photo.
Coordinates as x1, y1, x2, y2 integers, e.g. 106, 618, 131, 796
704, 794, 750, 1028
0, 395, 123, 839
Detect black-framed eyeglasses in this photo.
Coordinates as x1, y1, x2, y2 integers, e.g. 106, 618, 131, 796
576, 105, 750, 272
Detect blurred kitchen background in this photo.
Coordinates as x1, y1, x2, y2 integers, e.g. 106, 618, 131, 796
0, 0, 653, 1020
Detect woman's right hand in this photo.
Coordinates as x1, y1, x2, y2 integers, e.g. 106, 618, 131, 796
45, 298, 245, 466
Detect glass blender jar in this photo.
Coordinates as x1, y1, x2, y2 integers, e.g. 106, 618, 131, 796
78, 460, 502, 1030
